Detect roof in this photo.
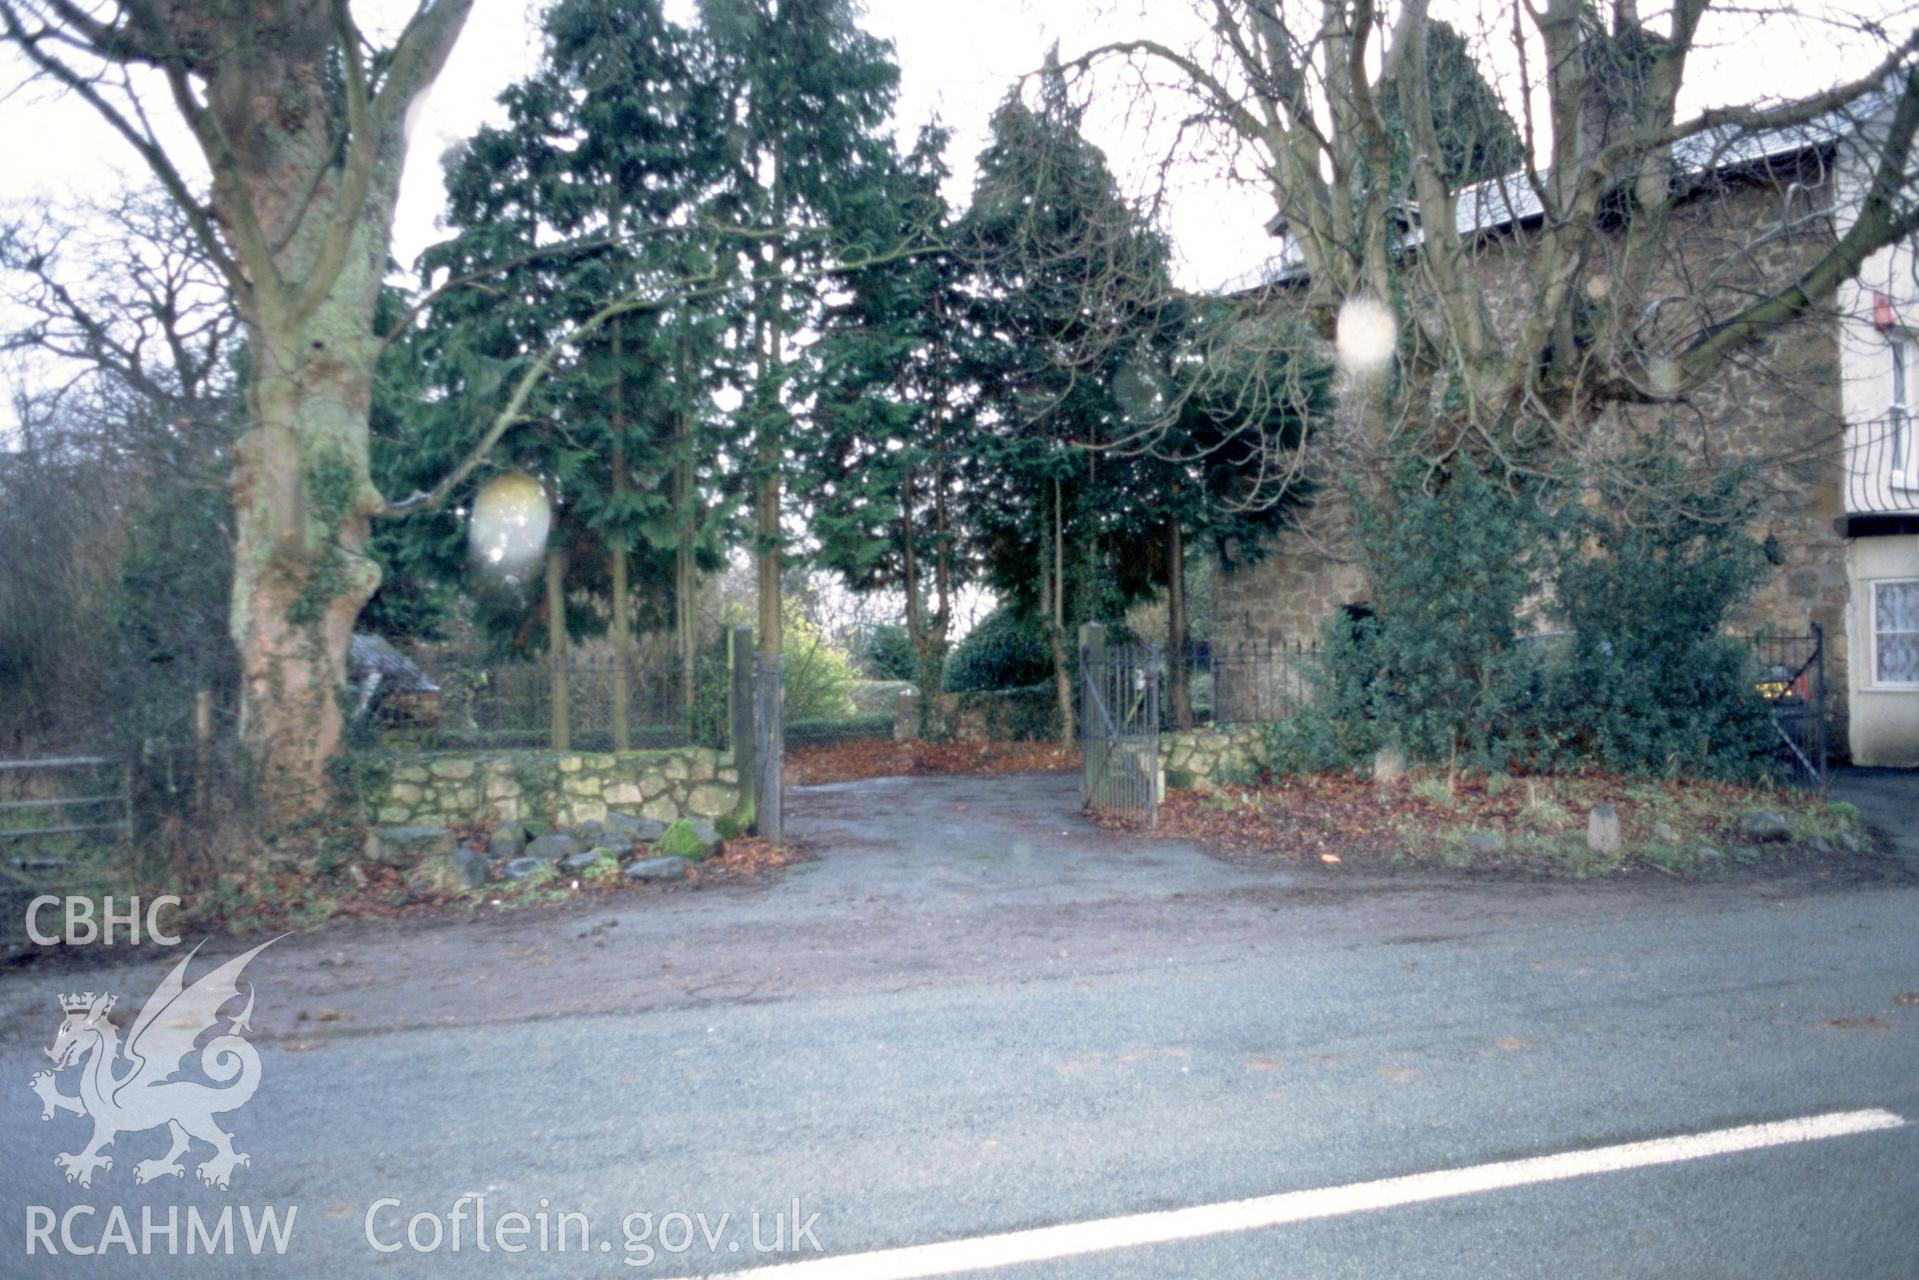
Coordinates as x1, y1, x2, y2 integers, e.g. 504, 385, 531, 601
1218, 85, 1886, 294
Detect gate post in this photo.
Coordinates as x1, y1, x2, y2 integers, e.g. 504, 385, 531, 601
1079, 623, 1106, 675
1079, 623, 1105, 808
1811, 621, 1828, 784
727, 626, 757, 828
756, 655, 784, 845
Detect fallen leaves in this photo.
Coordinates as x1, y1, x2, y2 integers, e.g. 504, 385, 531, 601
786, 739, 1079, 785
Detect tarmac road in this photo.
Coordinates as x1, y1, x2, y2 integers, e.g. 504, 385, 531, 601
1, 772, 1914, 1278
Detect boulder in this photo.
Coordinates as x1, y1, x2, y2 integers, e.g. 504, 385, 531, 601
1738, 811, 1792, 843
1838, 831, 1864, 855
407, 842, 489, 895
1694, 844, 1725, 863
623, 855, 689, 882
656, 818, 722, 861
559, 850, 606, 874
1652, 821, 1682, 846
501, 857, 550, 882
365, 825, 456, 868
605, 812, 669, 843
1586, 804, 1623, 855
525, 832, 580, 862
450, 843, 489, 888
575, 818, 605, 844
488, 823, 527, 859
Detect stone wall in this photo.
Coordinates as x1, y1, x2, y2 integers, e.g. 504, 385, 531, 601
1218, 162, 1854, 742
1160, 726, 1265, 790
356, 748, 740, 831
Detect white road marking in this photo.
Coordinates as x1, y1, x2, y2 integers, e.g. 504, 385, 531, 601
713, 1109, 1904, 1280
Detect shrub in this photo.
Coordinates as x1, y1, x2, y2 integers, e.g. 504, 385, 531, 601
943, 607, 1055, 693
782, 613, 859, 721
1540, 459, 1777, 779
1312, 450, 1779, 780
861, 624, 923, 682
1257, 714, 1354, 776
1334, 458, 1563, 770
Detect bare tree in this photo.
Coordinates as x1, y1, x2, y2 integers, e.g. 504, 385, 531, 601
0, 186, 241, 751
0, 0, 474, 819
1063, 2, 1919, 486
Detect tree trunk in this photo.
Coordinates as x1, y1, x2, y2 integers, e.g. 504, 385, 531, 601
229, 298, 387, 823
754, 148, 787, 667
674, 331, 698, 726
207, 3, 471, 826
545, 546, 570, 752
1167, 519, 1194, 730
1048, 477, 1077, 747
609, 316, 632, 751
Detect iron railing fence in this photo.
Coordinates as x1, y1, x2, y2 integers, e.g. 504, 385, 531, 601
370, 650, 728, 753
1176, 638, 1322, 728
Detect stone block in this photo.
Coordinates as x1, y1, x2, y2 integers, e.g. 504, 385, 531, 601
366, 825, 456, 868
623, 855, 688, 882
687, 783, 734, 817
1587, 804, 1623, 855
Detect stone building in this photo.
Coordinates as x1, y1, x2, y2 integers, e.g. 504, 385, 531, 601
1214, 104, 1919, 766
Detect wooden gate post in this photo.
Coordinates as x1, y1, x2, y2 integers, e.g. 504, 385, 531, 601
728, 625, 756, 826
756, 656, 784, 845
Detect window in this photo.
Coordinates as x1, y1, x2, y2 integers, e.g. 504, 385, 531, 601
1875, 580, 1919, 686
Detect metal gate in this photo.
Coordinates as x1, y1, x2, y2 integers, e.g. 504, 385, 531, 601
1752, 623, 1827, 786
0, 754, 132, 951
1080, 634, 1161, 826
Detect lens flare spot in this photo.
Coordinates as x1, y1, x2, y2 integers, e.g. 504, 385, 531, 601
468, 471, 550, 580
1335, 295, 1397, 376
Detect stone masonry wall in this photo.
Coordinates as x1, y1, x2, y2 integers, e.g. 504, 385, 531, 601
357, 749, 740, 831
1161, 726, 1265, 790
1219, 162, 1853, 743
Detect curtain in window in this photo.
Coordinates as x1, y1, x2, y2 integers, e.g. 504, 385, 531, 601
1878, 581, 1919, 684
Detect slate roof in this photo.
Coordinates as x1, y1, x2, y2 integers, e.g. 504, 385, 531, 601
1217, 85, 1886, 294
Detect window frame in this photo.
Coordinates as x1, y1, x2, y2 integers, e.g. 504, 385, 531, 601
1891, 332, 1919, 490
1870, 577, 1919, 690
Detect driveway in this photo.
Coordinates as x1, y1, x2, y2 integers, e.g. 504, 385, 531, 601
1829, 767, 1919, 869
0, 773, 1913, 1277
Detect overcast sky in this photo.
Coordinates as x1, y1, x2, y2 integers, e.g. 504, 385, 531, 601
0, 1, 1903, 295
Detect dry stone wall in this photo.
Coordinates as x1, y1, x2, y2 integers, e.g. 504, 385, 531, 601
357, 749, 740, 831
1160, 726, 1265, 790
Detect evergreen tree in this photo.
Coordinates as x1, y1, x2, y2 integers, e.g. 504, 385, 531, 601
694, 0, 902, 667
375, 0, 736, 745
962, 56, 1173, 741
803, 125, 972, 704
